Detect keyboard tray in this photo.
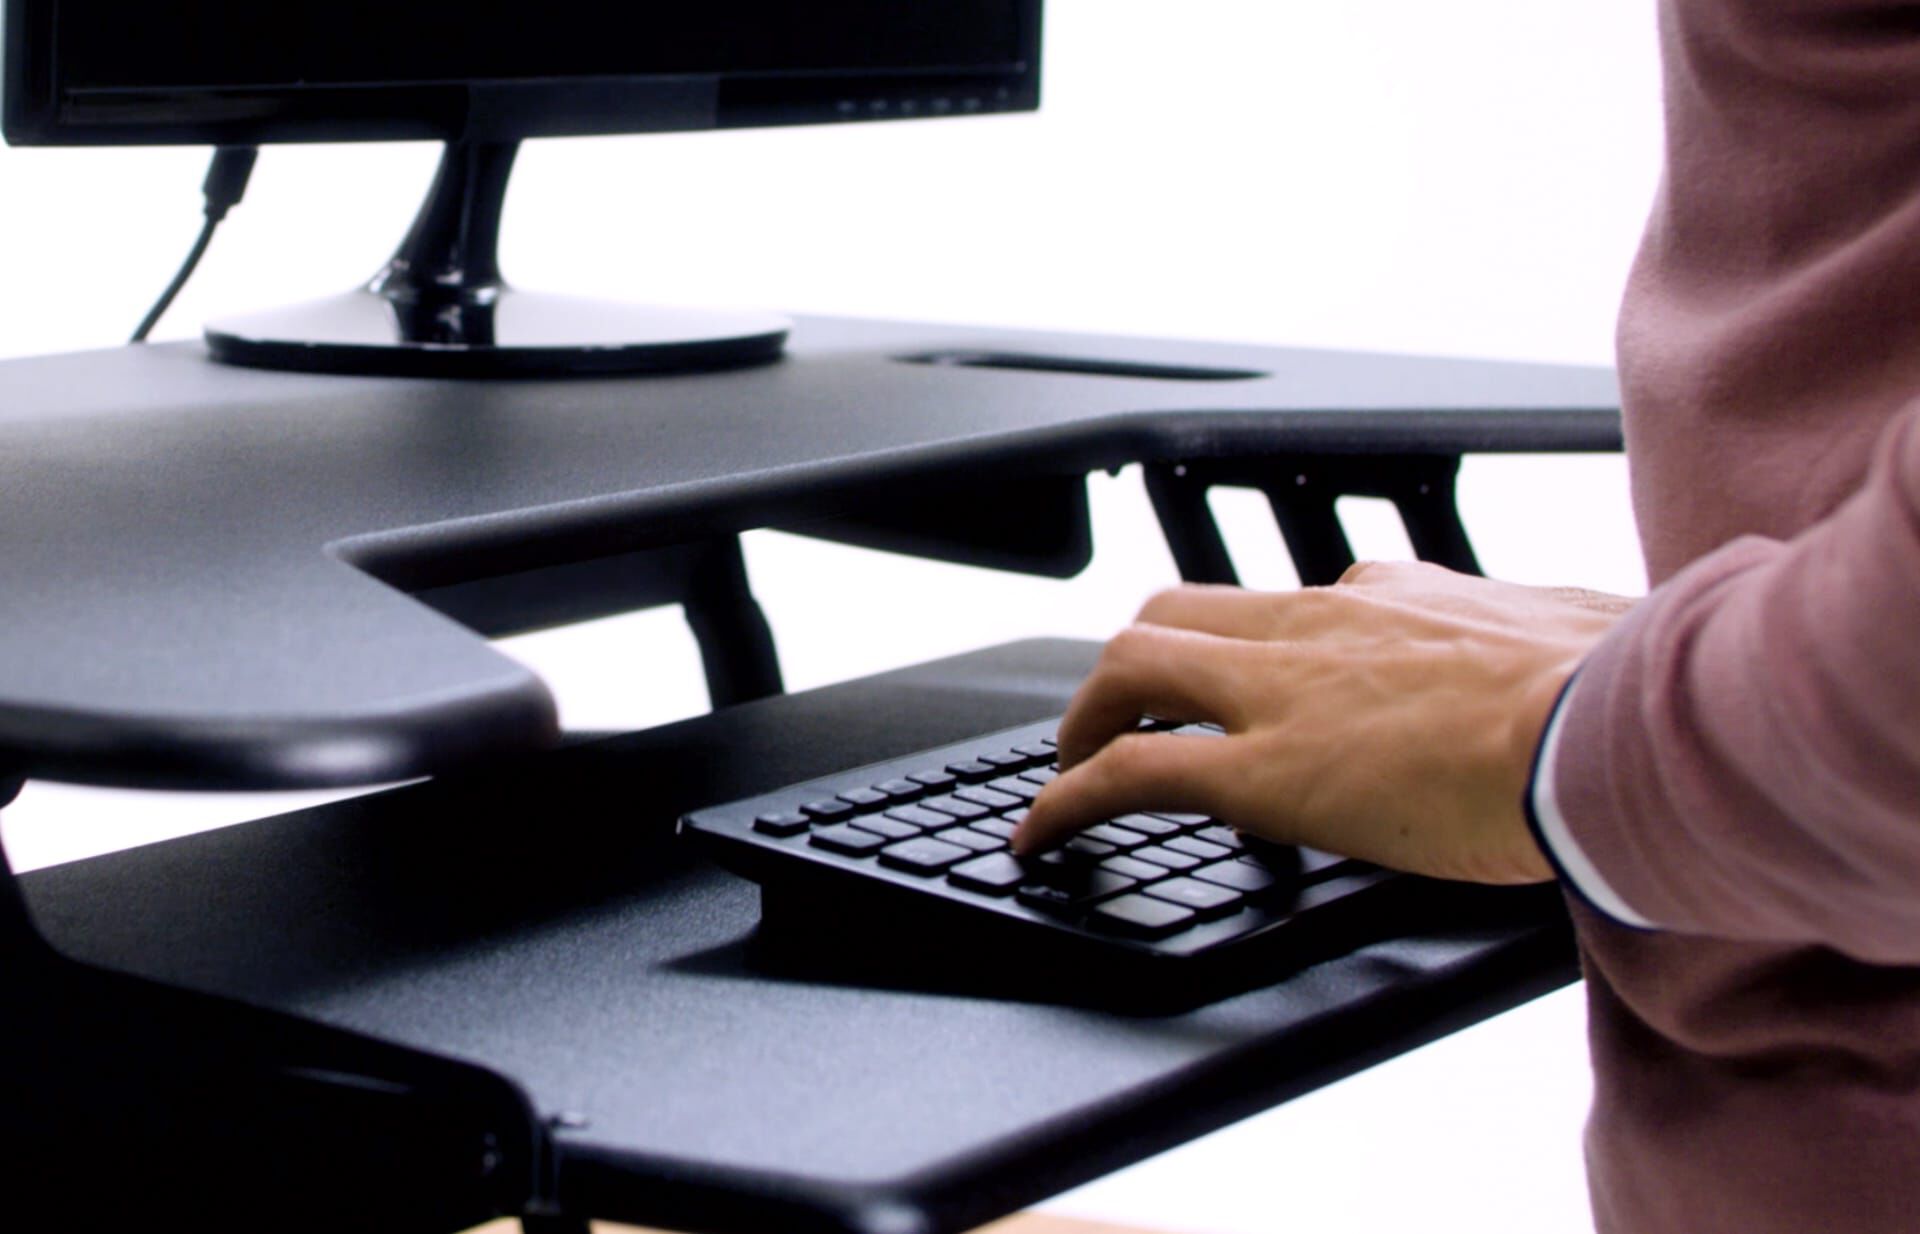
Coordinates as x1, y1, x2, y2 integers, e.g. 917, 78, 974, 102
20, 639, 1575, 1234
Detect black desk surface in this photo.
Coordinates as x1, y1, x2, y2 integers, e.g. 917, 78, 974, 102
0, 317, 1617, 790
23, 640, 1577, 1234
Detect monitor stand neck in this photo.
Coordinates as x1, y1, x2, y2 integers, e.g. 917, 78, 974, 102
204, 139, 790, 378
366, 140, 518, 347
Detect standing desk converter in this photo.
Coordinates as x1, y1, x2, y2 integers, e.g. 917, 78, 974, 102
0, 316, 1620, 1233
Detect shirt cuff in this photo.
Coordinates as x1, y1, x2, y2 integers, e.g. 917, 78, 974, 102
1523, 671, 1660, 931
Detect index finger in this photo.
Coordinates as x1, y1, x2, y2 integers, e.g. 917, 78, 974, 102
1012, 730, 1243, 854
1056, 622, 1248, 770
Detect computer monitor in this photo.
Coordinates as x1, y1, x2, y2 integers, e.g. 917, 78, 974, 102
2, 2, 1044, 375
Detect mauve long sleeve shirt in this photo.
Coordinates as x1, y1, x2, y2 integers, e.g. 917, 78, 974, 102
1523, 1, 1920, 1229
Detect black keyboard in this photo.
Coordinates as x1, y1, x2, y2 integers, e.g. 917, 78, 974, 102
680, 716, 1429, 1010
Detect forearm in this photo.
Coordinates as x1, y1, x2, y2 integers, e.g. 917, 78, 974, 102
1542, 406, 1920, 963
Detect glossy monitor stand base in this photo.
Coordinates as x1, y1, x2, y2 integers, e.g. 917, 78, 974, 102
204, 288, 792, 378
203, 138, 791, 379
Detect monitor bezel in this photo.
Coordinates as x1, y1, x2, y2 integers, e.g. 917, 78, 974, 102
2, 0, 1042, 146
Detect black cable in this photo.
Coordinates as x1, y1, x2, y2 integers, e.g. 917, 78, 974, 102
130, 216, 217, 344
131, 145, 258, 343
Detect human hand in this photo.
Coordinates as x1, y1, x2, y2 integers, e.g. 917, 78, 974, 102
1012, 562, 1636, 885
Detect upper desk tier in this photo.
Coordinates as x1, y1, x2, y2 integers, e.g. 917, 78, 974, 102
0, 316, 1620, 790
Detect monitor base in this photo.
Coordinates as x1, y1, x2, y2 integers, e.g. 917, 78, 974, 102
202, 139, 790, 378
205, 290, 792, 378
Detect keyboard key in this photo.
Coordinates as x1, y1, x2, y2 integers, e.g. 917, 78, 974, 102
921, 793, 991, 821
1173, 723, 1227, 738
1004, 807, 1030, 825
1113, 813, 1180, 837
879, 836, 974, 875
874, 778, 925, 802
979, 749, 1030, 769
955, 785, 1023, 810
1036, 846, 1099, 870
802, 799, 855, 821
838, 787, 890, 810
1017, 868, 1138, 914
1013, 742, 1055, 760
936, 826, 1005, 853
1144, 877, 1244, 919
1089, 894, 1197, 940
753, 811, 811, 837
1082, 822, 1149, 849
1133, 845, 1202, 871
1167, 835, 1233, 862
971, 817, 1018, 840
1194, 860, 1278, 893
1100, 854, 1169, 882
1196, 825, 1245, 850
1299, 847, 1360, 880
885, 805, 954, 829
851, 815, 923, 841
948, 853, 1027, 895
986, 775, 1042, 801
1064, 835, 1117, 859
1018, 766, 1060, 786
908, 769, 957, 791
1148, 812, 1210, 828
810, 824, 887, 856
946, 759, 998, 782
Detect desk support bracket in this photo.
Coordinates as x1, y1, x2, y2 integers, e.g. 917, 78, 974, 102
1144, 453, 1481, 587
682, 536, 785, 708
410, 535, 785, 709
0, 773, 547, 1233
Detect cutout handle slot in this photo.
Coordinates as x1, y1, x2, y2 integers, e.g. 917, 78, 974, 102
900, 350, 1267, 382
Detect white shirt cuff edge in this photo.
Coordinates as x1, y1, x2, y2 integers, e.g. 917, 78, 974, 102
1532, 676, 1660, 931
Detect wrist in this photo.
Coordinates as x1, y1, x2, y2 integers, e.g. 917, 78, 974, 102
1499, 660, 1582, 883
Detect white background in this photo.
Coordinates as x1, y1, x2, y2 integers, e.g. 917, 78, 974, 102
0, 3, 1665, 1231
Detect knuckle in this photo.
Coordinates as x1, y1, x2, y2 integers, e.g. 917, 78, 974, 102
1083, 734, 1137, 777
1073, 749, 1123, 797
1339, 559, 1413, 587
1133, 587, 1181, 624
1280, 586, 1340, 618
1103, 732, 1165, 777
1086, 644, 1130, 692
1105, 622, 1161, 665
1134, 583, 1213, 625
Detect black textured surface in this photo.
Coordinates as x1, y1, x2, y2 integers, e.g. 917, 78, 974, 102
21, 640, 1577, 1234
0, 317, 1618, 789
